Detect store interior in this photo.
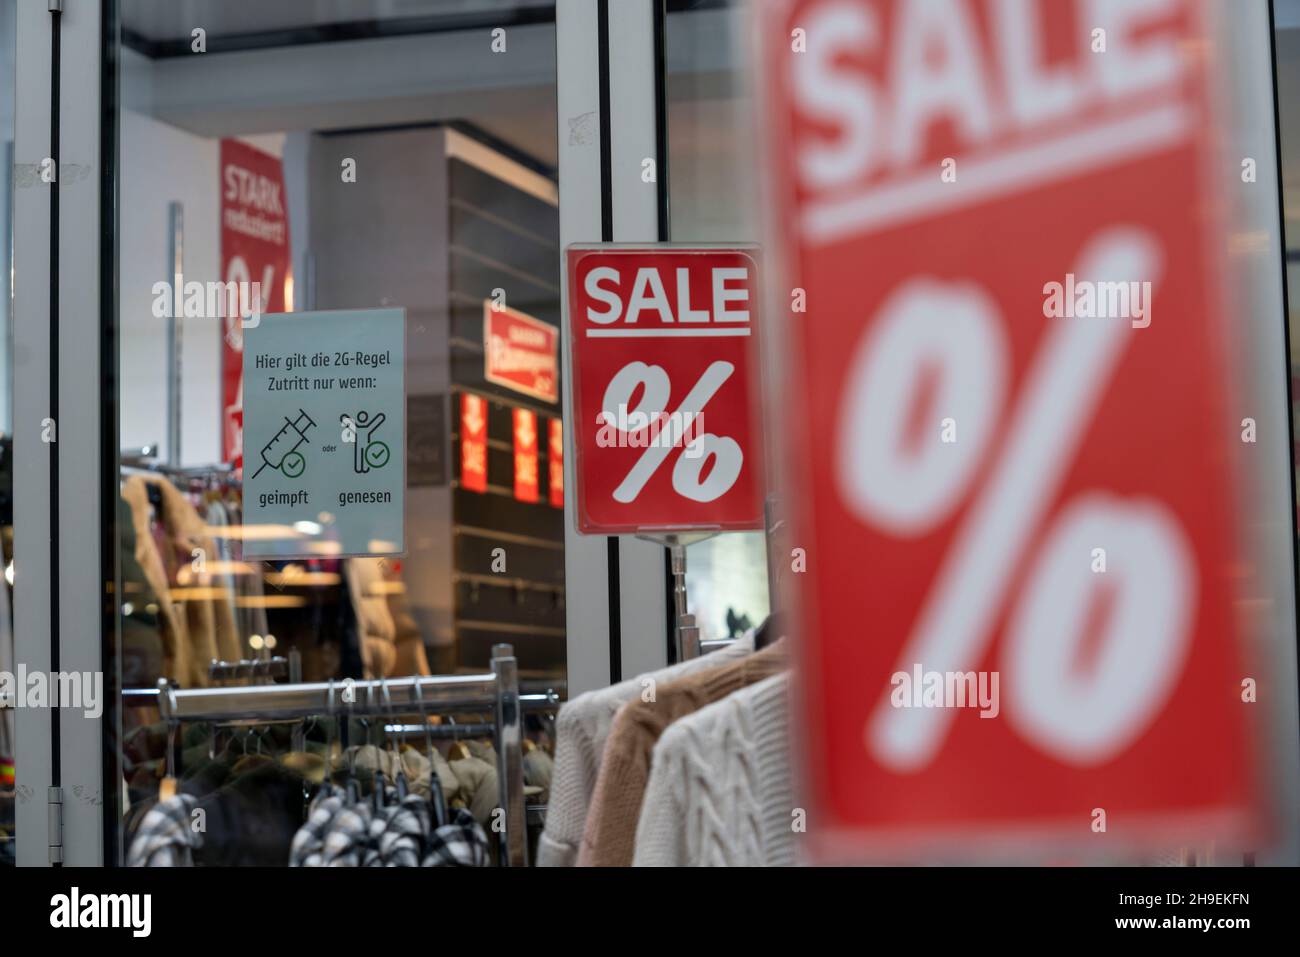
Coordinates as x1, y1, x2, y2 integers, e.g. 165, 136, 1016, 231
84, 0, 770, 866
111, 1, 769, 693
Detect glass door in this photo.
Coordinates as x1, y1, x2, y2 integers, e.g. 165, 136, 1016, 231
103, 0, 575, 866
11, 0, 679, 868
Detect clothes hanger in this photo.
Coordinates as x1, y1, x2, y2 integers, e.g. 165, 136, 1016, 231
317, 680, 337, 799
379, 677, 412, 801
446, 720, 472, 762
371, 678, 393, 812
414, 675, 447, 828
210, 722, 234, 763
159, 713, 179, 801
754, 611, 786, 651
294, 711, 322, 818
344, 685, 361, 806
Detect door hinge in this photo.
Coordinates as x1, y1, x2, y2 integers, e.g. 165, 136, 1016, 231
47, 787, 63, 864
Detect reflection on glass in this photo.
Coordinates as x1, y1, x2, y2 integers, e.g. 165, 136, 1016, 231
668, 1, 771, 641
114, 3, 562, 866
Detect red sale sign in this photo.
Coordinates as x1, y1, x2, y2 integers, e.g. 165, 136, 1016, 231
763, 0, 1256, 856
548, 418, 565, 509
566, 246, 764, 534
460, 393, 488, 494
221, 139, 290, 468
485, 301, 559, 404
513, 408, 540, 504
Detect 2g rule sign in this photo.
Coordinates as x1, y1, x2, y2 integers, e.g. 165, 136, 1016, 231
566, 246, 764, 534
243, 309, 405, 558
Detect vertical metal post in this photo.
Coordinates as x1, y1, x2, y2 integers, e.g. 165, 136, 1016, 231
606, 0, 672, 680
13, 0, 55, 868
55, 0, 105, 866
165, 201, 182, 467
491, 642, 527, 866
1234, 0, 1300, 864
764, 493, 784, 617
668, 541, 699, 661
15, 0, 106, 866
556, 0, 670, 693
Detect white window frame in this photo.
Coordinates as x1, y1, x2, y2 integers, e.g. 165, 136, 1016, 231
12, 0, 674, 866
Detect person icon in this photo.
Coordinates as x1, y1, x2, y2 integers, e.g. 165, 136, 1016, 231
345, 410, 388, 474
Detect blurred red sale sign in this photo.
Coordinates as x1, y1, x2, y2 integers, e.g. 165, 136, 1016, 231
763, 0, 1255, 856
460, 393, 488, 494
513, 408, 541, 504
485, 301, 559, 404
220, 139, 290, 469
566, 246, 764, 533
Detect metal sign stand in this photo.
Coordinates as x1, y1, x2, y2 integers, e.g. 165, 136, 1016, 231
637, 531, 716, 662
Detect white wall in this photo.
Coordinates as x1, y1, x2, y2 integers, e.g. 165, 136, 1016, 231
119, 108, 223, 465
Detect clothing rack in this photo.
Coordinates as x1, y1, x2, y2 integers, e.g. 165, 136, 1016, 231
122, 644, 530, 866
121, 449, 235, 477
698, 637, 737, 656
208, 653, 299, 684
120, 453, 237, 492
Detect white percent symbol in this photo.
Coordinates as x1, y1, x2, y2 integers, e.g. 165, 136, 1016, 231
837, 226, 1193, 771
602, 360, 743, 504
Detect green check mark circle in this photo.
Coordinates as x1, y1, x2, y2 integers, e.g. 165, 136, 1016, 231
365, 441, 390, 469
281, 451, 306, 478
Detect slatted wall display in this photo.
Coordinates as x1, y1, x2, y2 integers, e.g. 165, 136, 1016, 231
447, 156, 565, 677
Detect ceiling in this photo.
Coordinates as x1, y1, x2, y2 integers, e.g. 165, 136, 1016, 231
118, 3, 740, 175
122, 0, 553, 43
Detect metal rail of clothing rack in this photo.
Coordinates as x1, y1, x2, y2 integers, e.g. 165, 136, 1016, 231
697, 637, 737, 657
207, 654, 298, 684
121, 643, 539, 867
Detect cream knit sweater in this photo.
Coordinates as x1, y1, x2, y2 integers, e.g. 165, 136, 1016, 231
633, 672, 795, 866
579, 640, 787, 866
536, 631, 756, 867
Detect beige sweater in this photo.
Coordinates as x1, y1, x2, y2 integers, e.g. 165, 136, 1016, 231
536, 630, 756, 867
577, 639, 787, 867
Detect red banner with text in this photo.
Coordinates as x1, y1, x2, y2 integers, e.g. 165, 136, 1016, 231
220, 139, 291, 469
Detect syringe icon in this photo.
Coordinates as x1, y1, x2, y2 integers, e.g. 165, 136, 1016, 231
251, 409, 317, 479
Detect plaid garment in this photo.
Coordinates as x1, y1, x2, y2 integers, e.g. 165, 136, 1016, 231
361, 797, 391, 868
289, 790, 345, 867
421, 808, 491, 867
366, 791, 431, 867
127, 794, 202, 867
321, 801, 374, 867
296, 785, 434, 867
